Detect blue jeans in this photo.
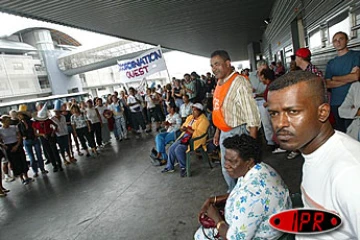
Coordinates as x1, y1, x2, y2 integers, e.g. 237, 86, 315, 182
155, 131, 176, 160
166, 141, 187, 169
114, 116, 127, 139
23, 138, 45, 173
220, 125, 248, 192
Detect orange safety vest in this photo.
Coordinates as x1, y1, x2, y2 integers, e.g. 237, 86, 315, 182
212, 72, 239, 132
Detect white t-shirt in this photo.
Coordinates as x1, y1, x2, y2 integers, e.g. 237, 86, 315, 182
108, 102, 124, 118
86, 107, 100, 124
96, 105, 108, 123
145, 94, 156, 109
51, 115, 68, 137
127, 95, 142, 113
297, 131, 360, 240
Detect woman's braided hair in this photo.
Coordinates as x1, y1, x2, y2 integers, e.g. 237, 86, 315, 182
223, 134, 262, 164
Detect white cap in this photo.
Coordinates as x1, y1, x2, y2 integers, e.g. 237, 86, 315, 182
192, 103, 204, 111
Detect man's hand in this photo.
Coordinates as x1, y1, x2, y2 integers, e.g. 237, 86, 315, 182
356, 108, 360, 117
351, 66, 360, 80
180, 126, 187, 132
213, 129, 220, 146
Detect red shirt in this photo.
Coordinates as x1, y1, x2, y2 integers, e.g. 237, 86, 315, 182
32, 119, 54, 135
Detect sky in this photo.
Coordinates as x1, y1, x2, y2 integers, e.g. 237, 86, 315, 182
0, 12, 249, 78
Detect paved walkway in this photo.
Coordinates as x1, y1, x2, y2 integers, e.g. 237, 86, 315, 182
0, 132, 303, 240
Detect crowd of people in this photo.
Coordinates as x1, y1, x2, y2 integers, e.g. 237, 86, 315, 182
0, 30, 360, 239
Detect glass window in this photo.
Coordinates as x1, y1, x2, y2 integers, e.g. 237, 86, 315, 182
309, 30, 322, 49
38, 76, 50, 89
328, 13, 350, 40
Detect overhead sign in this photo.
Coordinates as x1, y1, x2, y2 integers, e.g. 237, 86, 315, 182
117, 46, 167, 82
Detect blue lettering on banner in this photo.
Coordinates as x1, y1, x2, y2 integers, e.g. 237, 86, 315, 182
118, 50, 162, 71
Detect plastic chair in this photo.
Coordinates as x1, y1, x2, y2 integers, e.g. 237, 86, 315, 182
185, 131, 212, 177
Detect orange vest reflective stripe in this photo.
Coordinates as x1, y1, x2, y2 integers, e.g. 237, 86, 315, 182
212, 72, 239, 132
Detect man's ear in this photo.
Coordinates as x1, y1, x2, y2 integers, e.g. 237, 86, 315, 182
318, 103, 330, 122
226, 60, 231, 68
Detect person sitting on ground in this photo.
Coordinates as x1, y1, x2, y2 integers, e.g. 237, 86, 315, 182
0, 115, 34, 185
161, 103, 210, 177
150, 104, 182, 166
194, 134, 291, 240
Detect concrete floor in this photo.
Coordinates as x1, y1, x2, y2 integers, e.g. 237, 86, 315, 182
0, 132, 304, 240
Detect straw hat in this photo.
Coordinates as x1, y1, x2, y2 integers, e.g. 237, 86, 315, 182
17, 104, 31, 117
34, 102, 49, 121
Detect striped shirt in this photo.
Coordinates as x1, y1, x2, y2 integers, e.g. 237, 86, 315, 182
219, 72, 261, 130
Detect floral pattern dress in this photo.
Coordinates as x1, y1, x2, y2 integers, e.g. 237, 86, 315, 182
194, 162, 291, 240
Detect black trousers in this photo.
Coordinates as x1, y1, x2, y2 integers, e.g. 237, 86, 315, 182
91, 122, 102, 147
76, 127, 96, 149
40, 136, 62, 169
130, 112, 146, 131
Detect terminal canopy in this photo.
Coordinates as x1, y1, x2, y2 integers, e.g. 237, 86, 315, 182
0, 0, 275, 60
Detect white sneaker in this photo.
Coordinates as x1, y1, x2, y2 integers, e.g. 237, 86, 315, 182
272, 148, 287, 154
287, 151, 300, 159
5, 176, 15, 182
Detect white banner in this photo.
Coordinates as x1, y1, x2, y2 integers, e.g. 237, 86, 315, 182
117, 46, 167, 82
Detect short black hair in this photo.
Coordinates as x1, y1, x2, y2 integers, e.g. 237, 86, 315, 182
184, 73, 190, 78
260, 68, 275, 82
210, 50, 231, 62
333, 31, 349, 41
269, 71, 327, 104
223, 134, 262, 164
129, 87, 135, 92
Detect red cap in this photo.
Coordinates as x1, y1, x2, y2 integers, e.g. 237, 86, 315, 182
295, 48, 311, 59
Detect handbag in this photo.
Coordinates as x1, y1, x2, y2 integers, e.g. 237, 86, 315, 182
198, 202, 225, 228
198, 202, 226, 239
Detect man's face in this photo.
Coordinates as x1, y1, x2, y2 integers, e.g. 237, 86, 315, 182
332, 33, 348, 51
267, 82, 323, 152
210, 55, 231, 80
295, 56, 302, 66
256, 64, 267, 74
184, 75, 190, 82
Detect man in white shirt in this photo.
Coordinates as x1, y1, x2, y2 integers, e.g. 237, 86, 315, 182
127, 87, 146, 134
267, 71, 360, 239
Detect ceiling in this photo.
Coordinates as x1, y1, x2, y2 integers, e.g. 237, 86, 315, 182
0, 0, 275, 61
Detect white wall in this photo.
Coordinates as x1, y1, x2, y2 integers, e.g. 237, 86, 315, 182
0, 54, 41, 98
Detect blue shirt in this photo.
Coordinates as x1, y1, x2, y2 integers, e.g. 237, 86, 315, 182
325, 50, 360, 106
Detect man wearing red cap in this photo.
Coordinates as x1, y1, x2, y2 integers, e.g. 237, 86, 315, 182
295, 48, 323, 77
